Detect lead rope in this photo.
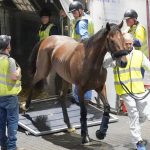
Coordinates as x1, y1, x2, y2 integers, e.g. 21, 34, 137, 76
117, 66, 150, 100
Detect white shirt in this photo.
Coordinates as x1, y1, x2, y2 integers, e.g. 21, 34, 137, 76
103, 49, 150, 74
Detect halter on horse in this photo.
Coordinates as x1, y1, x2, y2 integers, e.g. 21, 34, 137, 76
22, 22, 128, 144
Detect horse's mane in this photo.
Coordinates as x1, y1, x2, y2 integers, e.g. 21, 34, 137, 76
84, 23, 120, 49
81, 23, 121, 77
84, 27, 108, 49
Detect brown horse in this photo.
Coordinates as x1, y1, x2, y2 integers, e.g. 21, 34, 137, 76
22, 22, 128, 144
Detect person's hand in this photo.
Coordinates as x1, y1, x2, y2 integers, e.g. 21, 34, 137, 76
59, 9, 66, 18
16, 67, 21, 80
133, 38, 141, 47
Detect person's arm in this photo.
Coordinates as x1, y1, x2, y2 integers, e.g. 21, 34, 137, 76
50, 25, 60, 35
142, 53, 150, 73
37, 26, 41, 41
76, 20, 89, 40
135, 25, 145, 46
103, 53, 116, 68
8, 58, 21, 81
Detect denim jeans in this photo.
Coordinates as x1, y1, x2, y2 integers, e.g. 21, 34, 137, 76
0, 96, 19, 150
72, 84, 92, 102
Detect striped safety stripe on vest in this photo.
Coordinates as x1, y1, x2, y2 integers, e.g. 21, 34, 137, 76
38, 24, 54, 41
113, 50, 145, 96
0, 55, 21, 96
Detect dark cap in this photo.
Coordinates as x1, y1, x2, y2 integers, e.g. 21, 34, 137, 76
39, 8, 51, 17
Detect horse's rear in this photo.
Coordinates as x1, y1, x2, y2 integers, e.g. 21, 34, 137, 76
34, 35, 85, 85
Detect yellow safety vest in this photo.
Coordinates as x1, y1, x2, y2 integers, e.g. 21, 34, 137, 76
128, 23, 148, 57
113, 50, 145, 96
71, 15, 94, 40
0, 55, 21, 96
38, 24, 54, 41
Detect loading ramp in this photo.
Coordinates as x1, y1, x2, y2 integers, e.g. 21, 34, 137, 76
19, 96, 118, 136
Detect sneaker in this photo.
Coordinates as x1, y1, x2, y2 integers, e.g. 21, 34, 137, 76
136, 141, 146, 150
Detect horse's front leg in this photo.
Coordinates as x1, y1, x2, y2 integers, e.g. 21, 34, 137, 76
96, 85, 110, 140
59, 80, 75, 132
78, 89, 90, 144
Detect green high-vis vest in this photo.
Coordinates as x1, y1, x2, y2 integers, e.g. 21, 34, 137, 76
71, 15, 94, 40
38, 24, 54, 41
113, 50, 145, 96
0, 55, 21, 96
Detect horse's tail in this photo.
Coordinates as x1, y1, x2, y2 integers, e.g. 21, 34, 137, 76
28, 40, 46, 89
28, 40, 42, 76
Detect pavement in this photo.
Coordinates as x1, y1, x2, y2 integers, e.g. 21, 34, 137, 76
1, 72, 150, 150
7, 115, 150, 150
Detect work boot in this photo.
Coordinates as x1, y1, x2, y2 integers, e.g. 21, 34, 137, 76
136, 141, 146, 150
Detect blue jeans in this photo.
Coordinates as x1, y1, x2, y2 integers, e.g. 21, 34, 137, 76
72, 84, 92, 102
0, 96, 19, 150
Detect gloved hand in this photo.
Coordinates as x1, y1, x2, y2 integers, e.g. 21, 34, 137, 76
133, 38, 141, 47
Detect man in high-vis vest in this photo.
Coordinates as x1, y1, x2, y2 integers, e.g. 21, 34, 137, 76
124, 9, 148, 77
69, 1, 94, 103
38, 7, 61, 95
38, 7, 59, 41
0, 35, 23, 150
103, 33, 150, 150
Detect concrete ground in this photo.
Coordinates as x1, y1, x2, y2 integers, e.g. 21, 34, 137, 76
8, 115, 150, 150
1, 71, 150, 150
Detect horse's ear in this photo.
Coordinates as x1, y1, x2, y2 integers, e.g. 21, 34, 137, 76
106, 22, 110, 31
118, 20, 124, 29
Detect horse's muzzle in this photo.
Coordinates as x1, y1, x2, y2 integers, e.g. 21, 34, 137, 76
112, 50, 130, 59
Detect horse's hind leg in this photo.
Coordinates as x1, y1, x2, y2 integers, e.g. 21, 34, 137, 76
95, 84, 110, 140
22, 49, 52, 111
55, 73, 62, 95
59, 80, 75, 132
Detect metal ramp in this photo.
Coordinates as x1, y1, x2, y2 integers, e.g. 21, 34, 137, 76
19, 97, 118, 136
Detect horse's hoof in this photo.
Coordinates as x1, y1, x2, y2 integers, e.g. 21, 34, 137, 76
96, 130, 106, 140
20, 103, 28, 111
82, 135, 91, 145
67, 127, 76, 133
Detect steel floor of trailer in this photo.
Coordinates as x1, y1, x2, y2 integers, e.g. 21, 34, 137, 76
19, 97, 118, 136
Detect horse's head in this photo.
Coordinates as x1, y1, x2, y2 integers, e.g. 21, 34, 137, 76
105, 22, 128, 68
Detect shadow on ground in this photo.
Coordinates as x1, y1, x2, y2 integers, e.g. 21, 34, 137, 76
42, 132, 114, 150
